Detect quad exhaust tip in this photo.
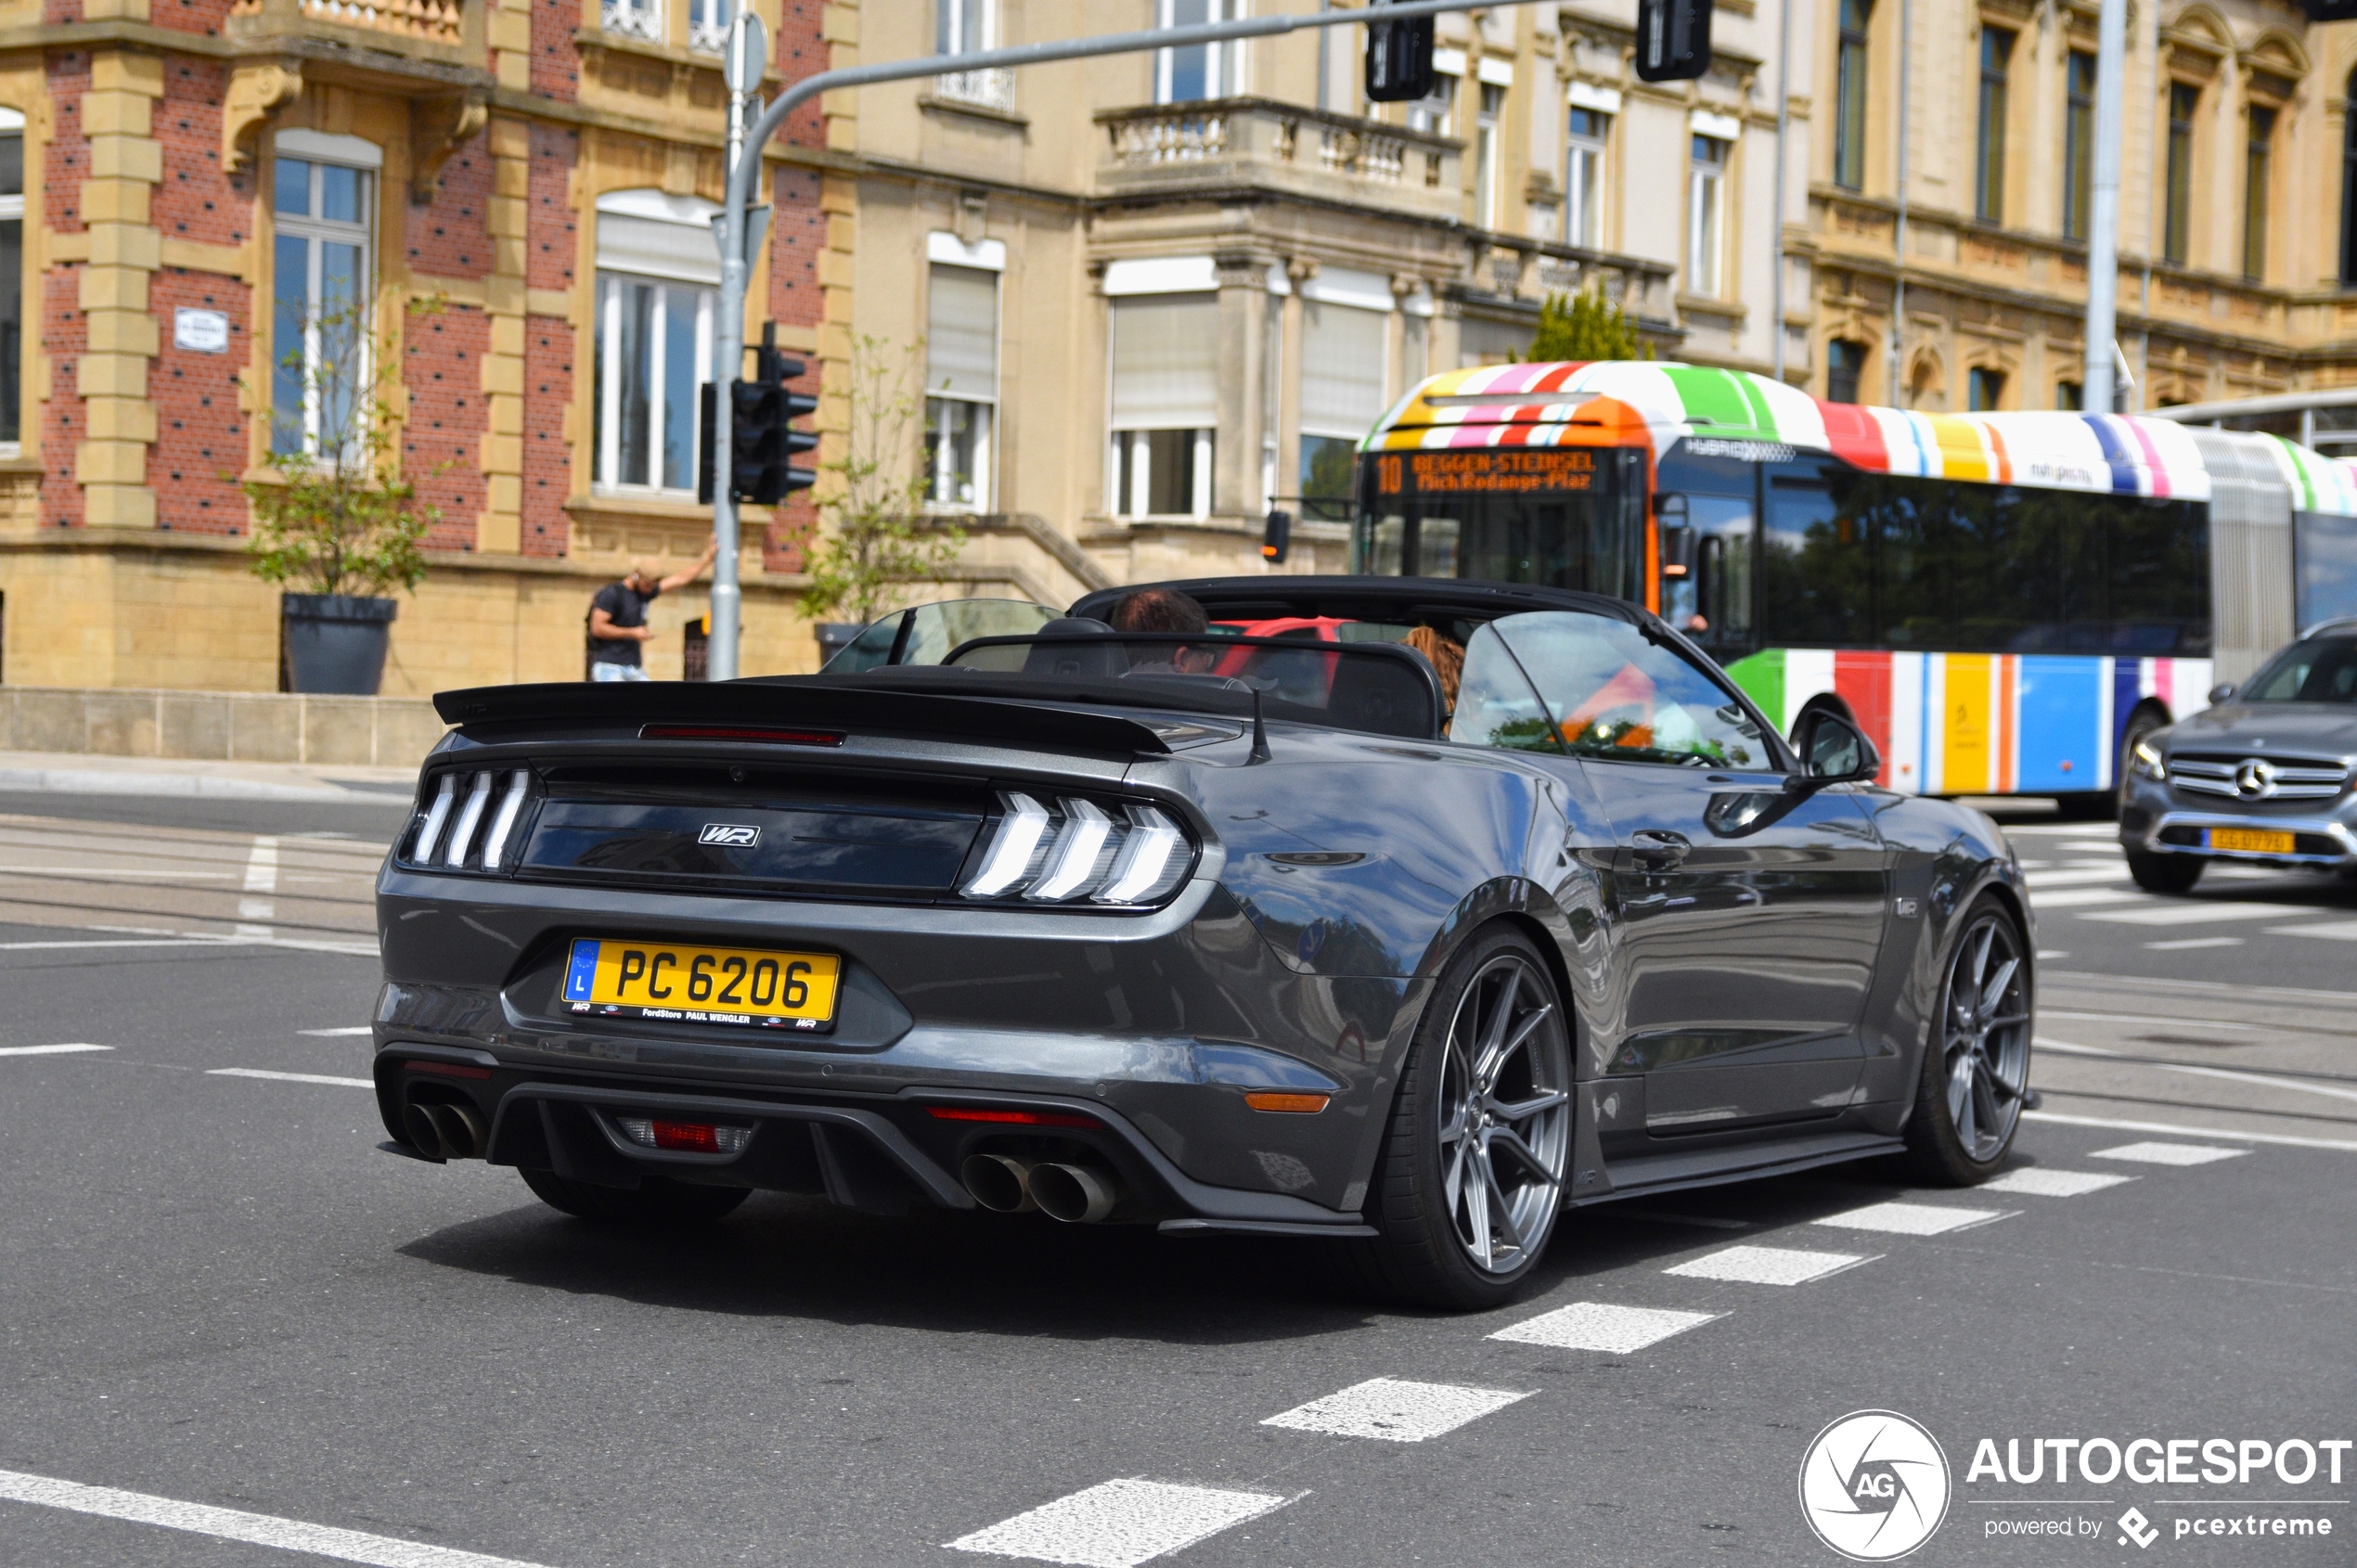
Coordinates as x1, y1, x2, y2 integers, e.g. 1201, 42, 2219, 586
405, 1100, 486, 1162
1027, 1162, 1123, 1225
960, 1153, 1038, 1214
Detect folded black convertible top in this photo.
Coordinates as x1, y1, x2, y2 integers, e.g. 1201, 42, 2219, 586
431, 676, 1176, 756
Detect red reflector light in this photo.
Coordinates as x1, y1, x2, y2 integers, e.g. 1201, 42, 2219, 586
926, 1105, 1101, 1130
404, 1060, 493, 1080
639, 724, 845, 747
650, 1120, 721, 1152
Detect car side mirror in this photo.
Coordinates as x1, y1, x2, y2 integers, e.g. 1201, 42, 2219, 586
1787, 710, 1880, 791
1655, 494, 1694, 582
2208, 682, 2235, 705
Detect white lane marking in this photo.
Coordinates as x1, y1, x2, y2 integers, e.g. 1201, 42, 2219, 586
1260, 1377, 1533, 1443
2271, 919, 2357, 941
238, 836, 279, 935
0, 868, 240, 877
1810, 1201, 2012, 1236
0, 1043, 113, 1057
2081, 902, 2329, 926
1663, 1244, 1875, 1286
2144, 936, 2245, 951
2145, 1060, 2357, 1106
301, 1026, 376, 1037
946, 1479, 1290, 1568
1982, 1167, 2137, 1197
2039, 1009, 2261, 1031
2024, 1108, 2357, 1153
2036, 1036, 2121, 1057
2024, 867, 2139, 888
2024, 888, 2147, 909
2036, 949, 2070, 959
0, 939, 242, 951
2091, 1140, 2249, 1167
207, 1068, 375, 1087
0, 1466, 557, 1568
2058, 841, 2124, 855
1488, 1302, 1719, 1354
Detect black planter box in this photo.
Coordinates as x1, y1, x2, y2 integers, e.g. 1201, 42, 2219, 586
282, 594, 398, 695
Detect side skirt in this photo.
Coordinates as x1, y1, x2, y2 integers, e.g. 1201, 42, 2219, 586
1573, 1129, 1905, 1208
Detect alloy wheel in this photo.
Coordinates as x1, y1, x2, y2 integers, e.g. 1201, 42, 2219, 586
1435, 953, 1572, 1274
1941, 913, 2031, 1163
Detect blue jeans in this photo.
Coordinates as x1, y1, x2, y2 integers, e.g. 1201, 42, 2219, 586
589, 662, 651, 682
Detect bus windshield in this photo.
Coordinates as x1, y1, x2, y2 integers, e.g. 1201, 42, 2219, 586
1354, 446, 1648, 601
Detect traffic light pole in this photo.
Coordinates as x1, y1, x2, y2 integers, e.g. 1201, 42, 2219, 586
706, 0, 1576, 680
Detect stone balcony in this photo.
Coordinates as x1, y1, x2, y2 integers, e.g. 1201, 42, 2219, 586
1094, 97, 1462, 223
226, 0, 487, 80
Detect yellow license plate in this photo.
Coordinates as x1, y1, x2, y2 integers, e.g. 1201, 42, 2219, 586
561, 937, 841, 1032
2206, 828, 2296, 855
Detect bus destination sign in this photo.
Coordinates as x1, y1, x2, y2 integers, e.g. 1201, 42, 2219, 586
1376, 449, 1596, 495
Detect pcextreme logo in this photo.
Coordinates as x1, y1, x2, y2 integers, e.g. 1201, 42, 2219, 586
1798, 1410, 1953, 1562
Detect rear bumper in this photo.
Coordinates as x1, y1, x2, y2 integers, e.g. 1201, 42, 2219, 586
373, 1043, 1379, 1236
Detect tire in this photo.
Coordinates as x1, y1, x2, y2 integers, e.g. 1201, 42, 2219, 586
2125, 850, 2203, 893
519, 1166, 752, 1225
1348, 926, 1574, 1310
1903, 896, 2032, 1186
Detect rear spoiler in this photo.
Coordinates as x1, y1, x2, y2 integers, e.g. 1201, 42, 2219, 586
431, 676, 1173, 756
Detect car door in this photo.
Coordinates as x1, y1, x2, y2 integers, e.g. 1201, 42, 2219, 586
1482, 610, 1889, 1132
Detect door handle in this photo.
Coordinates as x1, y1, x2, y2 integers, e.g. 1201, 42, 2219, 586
1629, 829, 1692, 870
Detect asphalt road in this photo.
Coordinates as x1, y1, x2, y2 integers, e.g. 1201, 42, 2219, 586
1, 793, 2351, 1568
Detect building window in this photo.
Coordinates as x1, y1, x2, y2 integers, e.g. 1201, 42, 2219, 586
2168, 83, 2197, 267
1834, 0, 1870, 191
1687, 135, 1728, 296
687, 0, 730, 54
934, 0, 1011, 109
2057, 380, 2082, 411
1157, 0, 1243, 105
0, 110, 21, 456
590, 190, 721, 497
1565, 107, 1607, 249
1298, 297, 1386, 521
924, 262, 998, 510
2343, 74, 2357, 284
1825, 339, 1864, 404
1108, 292, 1217, 519
602, 0, 659, 42
2063, 51, 2094, 240
2246, 104, 2275, 281
1975, 27, 2011, 224
1474, 83, 1506, 230
271, 143, 375, 458
1967, 367, 2004, 412
1406, 68, 1455, 135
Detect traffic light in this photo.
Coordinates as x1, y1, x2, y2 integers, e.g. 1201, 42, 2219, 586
699, 324, 818, 506
1634, 0, 1713, 84
1261, 509, 1293, 565
1363, 0, 1435, 103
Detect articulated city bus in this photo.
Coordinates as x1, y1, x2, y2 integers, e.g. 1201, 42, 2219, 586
1356, 361, 2357, 805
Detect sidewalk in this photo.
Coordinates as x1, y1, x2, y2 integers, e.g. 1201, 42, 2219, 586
0, 751, 418, 803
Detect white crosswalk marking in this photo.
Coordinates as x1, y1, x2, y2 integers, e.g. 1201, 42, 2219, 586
1982, 1167, 2136, 1197
2082, 903, 2325, 926
2029, 887, 2147, 908
947, 1480, 1290, 1568
2091, 1140, 2249, 1166
1663, 1244, 1874, 1286
1488, 1303, 1719, 1354
1810, 1201, 2010, 1236
1261, 1377, 1531, 1443
207, 1068, 374, 1087
0, 1043, 113, 1057
238, 835, 278, 936
2272, 919, 2357, 941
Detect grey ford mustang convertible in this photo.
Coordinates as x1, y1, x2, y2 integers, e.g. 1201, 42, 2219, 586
373, 578, 2033, 1308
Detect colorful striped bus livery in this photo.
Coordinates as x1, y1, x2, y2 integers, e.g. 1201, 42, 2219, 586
1359, 360, 2357, 798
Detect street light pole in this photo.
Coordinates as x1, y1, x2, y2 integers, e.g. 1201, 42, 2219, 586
2082, 0, 2126, 413
705, 0, 1560, 679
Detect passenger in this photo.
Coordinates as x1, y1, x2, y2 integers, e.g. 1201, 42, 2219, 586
1110, 588, 1216, 675
1405, 624, 1465, 715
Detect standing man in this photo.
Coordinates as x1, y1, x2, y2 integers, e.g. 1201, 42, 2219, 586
586, 537, 720, 682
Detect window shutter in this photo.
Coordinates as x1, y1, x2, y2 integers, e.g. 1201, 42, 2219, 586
1109, 294, 1217, 430
926, 263, 999, 401
1299, 300, 1387, 438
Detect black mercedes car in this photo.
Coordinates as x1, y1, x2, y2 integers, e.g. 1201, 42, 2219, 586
2119, 621, 2357, 892
372, 578, 2033, 1308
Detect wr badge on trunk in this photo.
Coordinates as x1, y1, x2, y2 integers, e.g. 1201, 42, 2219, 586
698, 824, 761, 847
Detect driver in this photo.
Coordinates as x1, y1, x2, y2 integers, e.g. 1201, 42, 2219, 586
1109, 588, 1217, 675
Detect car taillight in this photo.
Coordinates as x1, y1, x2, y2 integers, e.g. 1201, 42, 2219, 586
405, 768, 537, 872
960, 792, 1193, 906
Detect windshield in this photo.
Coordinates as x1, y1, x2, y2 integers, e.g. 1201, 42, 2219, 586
934, 633, 1443, 739
2242, 636, 2357, 703
1355, 446, 1647, 599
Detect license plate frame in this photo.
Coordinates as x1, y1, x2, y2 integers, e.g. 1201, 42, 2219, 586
2205, 827, 2297, 855
560, 937, 842, 1032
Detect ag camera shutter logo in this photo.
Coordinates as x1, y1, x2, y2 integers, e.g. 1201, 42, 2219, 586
1798, 1410, 1951, 1561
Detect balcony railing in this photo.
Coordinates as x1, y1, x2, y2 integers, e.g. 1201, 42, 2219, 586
233, 0, 462, 45
601, 0, 662, 43
933, 67, 1015, 113
1097, 98, 1460, 218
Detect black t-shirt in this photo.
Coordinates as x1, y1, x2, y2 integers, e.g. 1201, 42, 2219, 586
587, 580, 658, 666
